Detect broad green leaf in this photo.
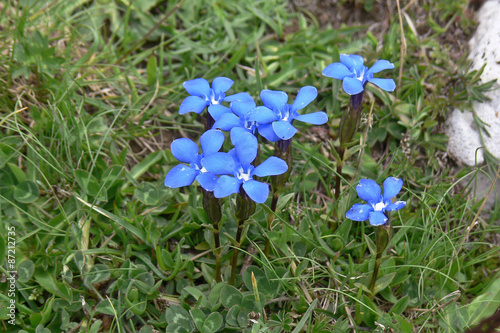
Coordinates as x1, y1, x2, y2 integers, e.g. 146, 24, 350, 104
291, 299, 318, 333
204, 312, 223, 332
190, 308, 206, 331
221, 285, 243, 309
134, 182, 159, 205
390, 295, 410, 315
14, 180, 39, 203
17, 259, 35, 283
374, 272, 397, 295
467, 276, 500, 326
85, 264, 110, 286
165, 306, 191, 331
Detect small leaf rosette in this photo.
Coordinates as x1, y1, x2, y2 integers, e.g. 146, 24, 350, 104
346, 177, 406, 226
322, 54, 396, 95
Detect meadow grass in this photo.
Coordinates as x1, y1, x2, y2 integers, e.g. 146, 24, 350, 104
0, 0, 499, 332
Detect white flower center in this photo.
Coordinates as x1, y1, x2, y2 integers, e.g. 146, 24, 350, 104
373, 202, 387, 211
211, 96, 219, 105
236, 167, 251, 182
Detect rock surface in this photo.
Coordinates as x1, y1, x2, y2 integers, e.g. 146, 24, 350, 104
445, 0, 500, 210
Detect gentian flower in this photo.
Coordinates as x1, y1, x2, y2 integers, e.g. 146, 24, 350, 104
201, 128, 288, 203
164, 129, 225, 191
346, 177, 406, 226
250, 86, 328, 141
322, 54, 396, 95
178, 77, 253, 118
212, 99, 276, 135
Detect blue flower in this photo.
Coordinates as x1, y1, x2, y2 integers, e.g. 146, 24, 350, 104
346, 177, 406, 226
178, 77, 253, 117
250, 86, 328, 141
212, 99, 276, 135
322, 54, 396, 95
164, 129, 225, 191
201, 128, 288, 203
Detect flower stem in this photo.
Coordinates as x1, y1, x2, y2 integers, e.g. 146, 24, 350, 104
202, 189, 222, 283
229, 221, 244, 286
369, 223, 392, 295
264, 193, 279, 257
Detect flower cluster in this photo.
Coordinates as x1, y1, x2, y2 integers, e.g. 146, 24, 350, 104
165, 77, 329, 203
346, 177, 406, 226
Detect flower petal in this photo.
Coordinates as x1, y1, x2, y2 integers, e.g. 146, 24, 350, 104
257, 123, 280, 142
368, 211, 388, 226
291, 86, 318, 112
242, 179, 269, 203
214, 175, 241, 198
208, 104, 231, 121
386, 201, 406, 211
247, 106, 278, 124
212, 113, 242, 131
322, 62, 352, 80
252, 156, 288, 177
183, 78, 210, 98
356, 179, 381, 204
342, 77, 364, 95
367, 59, 395, 75
179, 96, 208, 115
294, 111, 328, 125
224, 92, 254, 103
231, 128, 258, 168
195, 172, 219, 191
346, 203, 373, 221
171, 138, 199, 164
272, 120, 298, 140
340, 54, 365, 69
212, 77, 234, 95
382, 177, 403, 201
164, 164, 198, 188
230, 100, 256, 118
260, 90, 288, 111
368, 78, 396, 92
200, 129, 224, 156
201, 152, 236, 175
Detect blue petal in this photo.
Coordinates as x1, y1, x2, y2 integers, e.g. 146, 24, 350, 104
322, 62, 352, 80
257, 123, 280, 142
200, 129, 224, 156
382, 177, 403, 201
179, 96, 208, 115
368, 78, 396, 92
230, 100, 256, 118
386, 201, 406, 211
252, 156, 288, 177
294, 111, 328, 125
212, 77, 234, 95
208, 104, 231, 121
260, 90, 288, 111
214, 175, 241, 198
231, 128, 258, 168
242, 179, 269, 203
224, 92, 254, 103
212, 113, 242, 131
272, 120, 298, 140
342, 77, 364, 95
356, 179, 381, 204
247, 106, 278, 124
196, 172, 219, 191
201, 152, 236, 175
291, 86, 318, 112
346, 203, 373, 221
367, 59, 395, 75
368, 211, 388, 226
183, 78, 210, 98
164, 164, 198, 188
171, 138, 199, 164
340, 54, 365, 69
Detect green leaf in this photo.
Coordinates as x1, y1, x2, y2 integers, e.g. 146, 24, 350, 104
89, 320, 102, 333
95, 298, 119, 316
134, 182, 159, 205
291, 299, 318, 333
190, 308, 206, 331
221, 285, 243, 309
165, 323, 189, 333
14, 180, 39, 203
184, 286, 210, 308
373, 272, 396, 295
85, 264, 110, 286
204, 312, 223, 332
17, 259, 35, 283
146, 55, 157, 86
390, 295, 410, 315
165, 306, 191, 331
467, 276, 500, 326
33, 268, 71, 300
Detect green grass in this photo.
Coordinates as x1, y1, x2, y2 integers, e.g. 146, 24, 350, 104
1, 0, 499, 332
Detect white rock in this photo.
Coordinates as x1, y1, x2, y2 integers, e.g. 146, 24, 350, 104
446, 0, 500, 166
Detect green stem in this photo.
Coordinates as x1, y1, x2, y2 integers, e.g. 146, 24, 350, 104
214, 230, 221, 283
264, 194, 279, 257
229, 222, 244, 286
